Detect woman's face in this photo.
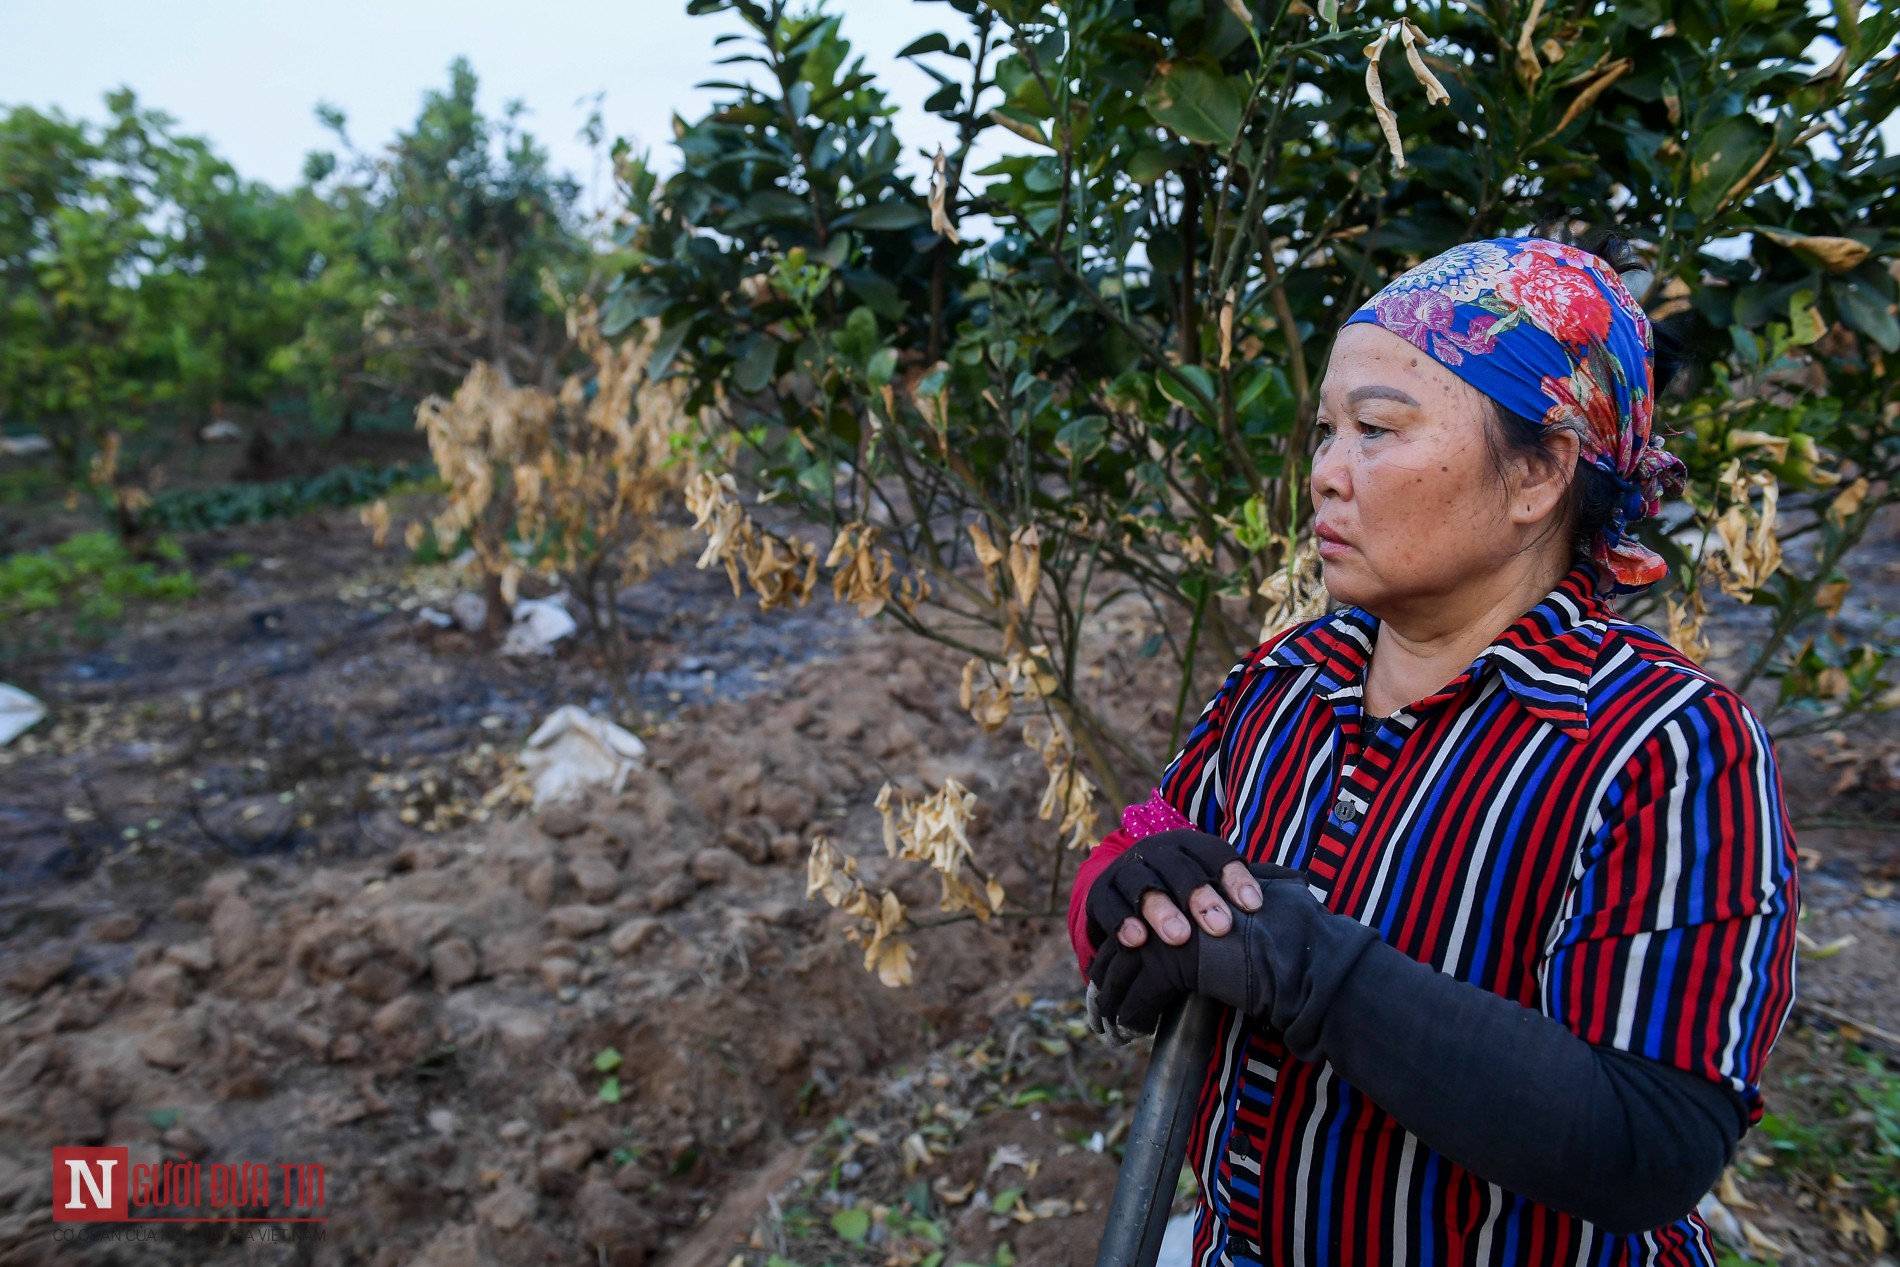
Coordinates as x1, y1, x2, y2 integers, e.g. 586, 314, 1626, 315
1310, 323, 1569, 616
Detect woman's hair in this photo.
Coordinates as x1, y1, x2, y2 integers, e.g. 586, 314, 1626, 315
1481, 227, 1695, 568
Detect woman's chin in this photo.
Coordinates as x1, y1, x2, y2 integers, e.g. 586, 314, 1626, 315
1317, 557, 1372, 607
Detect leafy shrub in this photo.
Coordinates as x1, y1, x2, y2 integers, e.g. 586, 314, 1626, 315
406, 298, 703, 681
139, 461, 438, 534
1754, 1037, 1900, 1255
0, 531, 196, 645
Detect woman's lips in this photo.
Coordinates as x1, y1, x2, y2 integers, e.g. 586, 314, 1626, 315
1314, 522, 1352, 556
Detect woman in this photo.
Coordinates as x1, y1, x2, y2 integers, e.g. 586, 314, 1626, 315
1068, 236, 1799, 1267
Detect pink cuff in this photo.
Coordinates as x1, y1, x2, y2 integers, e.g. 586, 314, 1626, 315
1068, 789, 1197, 978
1121, 788, 1194, 839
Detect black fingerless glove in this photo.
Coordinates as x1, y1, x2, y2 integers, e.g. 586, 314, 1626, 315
1083, 829, 1241, 950
1086, 857, 1324, 1035
1195, 861, 1378, 1048
1086, 934, 1196, 1035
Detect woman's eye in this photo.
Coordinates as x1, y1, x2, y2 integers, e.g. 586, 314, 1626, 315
1359, 423, 1390, 439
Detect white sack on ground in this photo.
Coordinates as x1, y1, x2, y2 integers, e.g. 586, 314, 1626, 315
1157, 1214, 1194, 1267
0, 683, 47, 746
501, 596, 578, 657
519, 705, 647, 808
0, 433, 52, 457
449, 592, 488, 633
199, 419, 245, 442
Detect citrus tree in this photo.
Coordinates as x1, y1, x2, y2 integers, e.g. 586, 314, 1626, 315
0, 95, 175, 484
295, 59, 593, 403
0, 95, 323, 524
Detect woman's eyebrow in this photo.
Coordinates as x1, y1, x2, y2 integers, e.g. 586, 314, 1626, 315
1347, 384, 1421, 407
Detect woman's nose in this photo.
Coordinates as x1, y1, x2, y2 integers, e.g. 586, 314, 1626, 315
1310, 438, 1349, 504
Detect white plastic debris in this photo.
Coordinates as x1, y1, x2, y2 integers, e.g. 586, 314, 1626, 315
415, 606, 456, 629
199, 419, 245, 443
0, 683, 47, 746
518, 705, 647, 808
1157, 1213, 1195, 1267
0, 433, 52, 457
501, 595, 578, 657
1696, 1193, 1744, 1251
449, 592, 488, 633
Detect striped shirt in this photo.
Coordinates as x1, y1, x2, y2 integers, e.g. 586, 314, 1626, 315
1072, 564, 1799, 1266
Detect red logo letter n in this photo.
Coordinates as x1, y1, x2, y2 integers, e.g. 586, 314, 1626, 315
52, 1148, 128, 1221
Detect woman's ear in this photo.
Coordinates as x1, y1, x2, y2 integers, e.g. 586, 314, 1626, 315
1508, 427, 1580, 527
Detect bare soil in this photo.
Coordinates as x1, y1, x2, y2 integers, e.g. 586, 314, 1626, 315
0, 497, 1894, 1267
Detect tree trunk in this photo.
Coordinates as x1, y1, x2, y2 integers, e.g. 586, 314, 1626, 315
480, 571, 510, 646
1178, 166, 1202, 365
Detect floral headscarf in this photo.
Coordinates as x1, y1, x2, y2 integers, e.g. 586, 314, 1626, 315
1342, 237, 1687, 594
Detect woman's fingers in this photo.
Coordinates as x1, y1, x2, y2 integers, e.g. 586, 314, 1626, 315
1117, 916, 1148, 948
1187, 884, 1232, 935
1221, 860, 1264, 911
1140, 889, 1193, 945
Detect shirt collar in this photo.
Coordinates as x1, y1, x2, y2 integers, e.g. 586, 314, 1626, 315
1258, 564, 1607, 741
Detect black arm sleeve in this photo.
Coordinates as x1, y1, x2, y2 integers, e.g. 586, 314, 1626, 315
1199, 900, 1748, 1234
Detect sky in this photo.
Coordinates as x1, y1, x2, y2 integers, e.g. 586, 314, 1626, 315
0, 0, 981, 199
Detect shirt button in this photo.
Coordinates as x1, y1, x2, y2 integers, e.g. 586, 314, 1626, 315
1333, 796, 1356, 823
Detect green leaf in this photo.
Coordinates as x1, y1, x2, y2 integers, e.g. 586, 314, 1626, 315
1126, 142, 1187, 185
1688, 117, 1768, 216
990, 1186, 1025, 1215
867, 347, 899, 388
736, 189, 814, 226
597, 1076, 622, 1104
831, 1207, 871, 1242
840, 202, 928, 231
148, 1108, 180, 1131
841, 267, 907, 320
599, 290, 640, 338
1787, 290, 1825, 345
838, 305, 880, 365
1156, 364, 1216, 419
797, 462, 834, 496
812, 233, 853, 271
1833, 277, 1900, 352
898, 33, 952, 58
924, 83, 962, 113
735, 335, 781, 394
1235, 365, 1291, 416
594, 1047, 623, 1073
1142, 62, 1247, 147
646, 316, 695, 380
1055, 414, 1107, 462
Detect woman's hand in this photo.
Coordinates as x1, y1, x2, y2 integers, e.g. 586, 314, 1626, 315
1084, 829, 1297, 950
1086, 859, 1363, 1038
1085, 933, 1197, 1036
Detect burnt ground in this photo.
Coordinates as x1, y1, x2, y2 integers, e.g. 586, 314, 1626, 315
0, 493, 1894, 1267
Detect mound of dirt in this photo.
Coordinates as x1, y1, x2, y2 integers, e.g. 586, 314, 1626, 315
0, 613, 1107, 1266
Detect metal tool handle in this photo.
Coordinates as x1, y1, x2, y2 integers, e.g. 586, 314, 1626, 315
1093, 994, 1224, 1267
